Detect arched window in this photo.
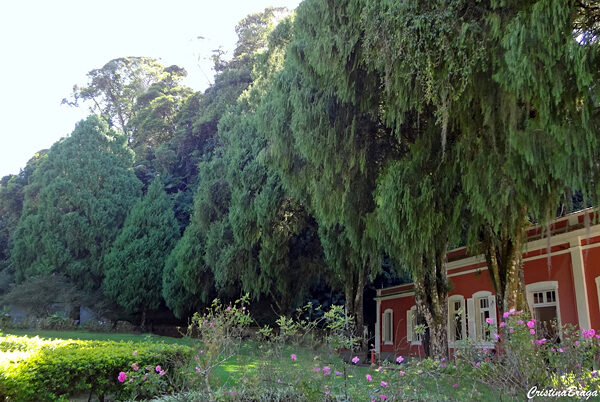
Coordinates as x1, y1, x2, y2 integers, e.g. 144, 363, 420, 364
467, 291, 497, 343
382, 308, 393, 345
448, 295, 466, 346
526, 281, 560, 341
406, 305, 422, 345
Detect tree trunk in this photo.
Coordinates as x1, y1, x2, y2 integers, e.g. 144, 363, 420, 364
484, 206, 531, 317
413, 249, 449, 360
140, 306, 146, 332
344, 266, 367, 349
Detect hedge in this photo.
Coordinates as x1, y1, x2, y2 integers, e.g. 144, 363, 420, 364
0, 334, 193, 401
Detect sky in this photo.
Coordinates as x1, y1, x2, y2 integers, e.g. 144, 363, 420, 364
0, 0, 302, 178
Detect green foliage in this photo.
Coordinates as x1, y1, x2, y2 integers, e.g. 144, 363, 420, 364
11, 115, 142, 290
0, 334, 193, 401
64, 57, 175, 134
103, 178, 180, 319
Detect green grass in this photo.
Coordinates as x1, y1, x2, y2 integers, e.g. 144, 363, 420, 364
2, 329, 195, 346
2, 330, 504, 400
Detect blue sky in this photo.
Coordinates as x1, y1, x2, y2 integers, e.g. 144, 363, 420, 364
0, 0, 301, 177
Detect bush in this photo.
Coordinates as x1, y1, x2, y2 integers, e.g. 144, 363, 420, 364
0, 334, 193, 401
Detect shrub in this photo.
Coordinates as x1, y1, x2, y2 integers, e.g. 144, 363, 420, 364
0, 334, 193, 401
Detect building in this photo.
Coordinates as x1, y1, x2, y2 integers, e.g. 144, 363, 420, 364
374, 208, 600, 359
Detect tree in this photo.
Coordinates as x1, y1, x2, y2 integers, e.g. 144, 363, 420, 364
64, 57, 176, 136
259, 0, 397, 336
103, 178, 179, 327
11, 115, 142, 290
362, 0, 600, 324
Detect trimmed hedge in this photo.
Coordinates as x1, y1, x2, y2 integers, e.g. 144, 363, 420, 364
0, 334, 193, 401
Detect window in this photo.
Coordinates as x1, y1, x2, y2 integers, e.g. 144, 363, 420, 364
526, 281, 560, 341
467, 291, 497, 343
382, 309, 393, 345
448, 295, 466, 345
406, 306, 422, 344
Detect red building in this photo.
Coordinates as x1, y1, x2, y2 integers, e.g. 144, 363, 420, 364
374, 208, 600, 359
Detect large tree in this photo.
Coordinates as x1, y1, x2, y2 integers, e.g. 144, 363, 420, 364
103, 178, 179, 327
11, 115, 142, 290
259, 0, 398, 335
362, 0, 600, 322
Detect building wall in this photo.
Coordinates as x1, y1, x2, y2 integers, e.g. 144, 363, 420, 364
376, 209, 600, 359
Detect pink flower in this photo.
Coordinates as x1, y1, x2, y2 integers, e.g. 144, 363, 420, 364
517, 320, 524, 325
509, 327, 514, 333
530, 329, 536, 335
142, 375, 147, 381
380, 395, 387, 400
291, 354, 297, 361
366, 374, 372, 381
576, 341, 580, 346
209, 322, 214, 327
453, 383, 458, 388
559, 348, 564, 353
396, 355, 404, 364
277, 379, 282, 383
493, 333, 500, 339
482, 348, 488, 354
526, 320, 535, 329
441, 363, 447, 368
323, 366, 331, 376
503, 312, 510, 319
131, 363, 139, 371
226, 306, 232, 311
335, 370, 342, 376
381, 381, 388, 387
159, 370, 165, 376
536, 339, 547, 345
399, 370, 405, 376
118, 372, 127, 383
475, 362, 481, 367
485, 318, 494, 324
242, 306, 246, 310
352, 356, 360, 364
509, 308, 516, 314
133, 350, 138, 355
195, 366, 202, 372
500, 322, 506, 328
325, 391, 330, 396
440, 357, 446, 362
313, 367, 321, 372
155, 365, 162, 373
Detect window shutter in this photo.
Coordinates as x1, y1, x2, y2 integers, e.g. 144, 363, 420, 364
447, 302, 452, 342
488, 295, 498, 336
460, 298, 467, 341
389, 310, 394, 343
406, 309, 413, 342
467, 298, 476, 339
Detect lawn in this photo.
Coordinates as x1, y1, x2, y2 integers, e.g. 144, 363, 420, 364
1, 330, 505, 401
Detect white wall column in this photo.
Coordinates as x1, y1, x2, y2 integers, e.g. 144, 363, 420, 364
375, 298, 381, 353
570, 236, 591, 329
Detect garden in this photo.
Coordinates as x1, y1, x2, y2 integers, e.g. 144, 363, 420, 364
1, 297, 599, 401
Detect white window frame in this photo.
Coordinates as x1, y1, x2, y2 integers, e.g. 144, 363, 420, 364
526, 281, 561, 337
467, 290, 497, 347
448, 295, 466, 347
382, 308, 393, 345
407, 305, 422, 345
595, 276, 600, 316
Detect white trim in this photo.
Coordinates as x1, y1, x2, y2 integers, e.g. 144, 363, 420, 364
569, 238, 591, 329
526, 281, 562, 337
448, 267, 488, 278
375, 292, 415, 301
596, 276, 600, 322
